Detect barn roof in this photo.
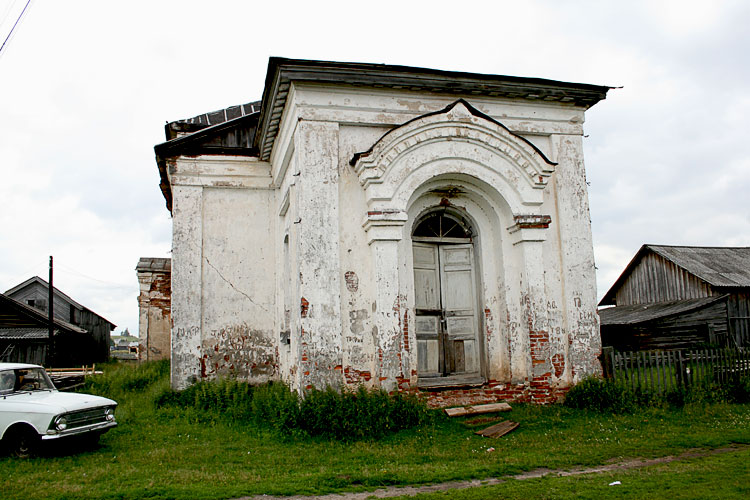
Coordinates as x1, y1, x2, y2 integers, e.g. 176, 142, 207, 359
599, 245, 750, 306
0, 328, 50, 340
598, 295, 727, 326
0, 293, 87, 335
3, 277, 116, 329
647, 245, 750, 287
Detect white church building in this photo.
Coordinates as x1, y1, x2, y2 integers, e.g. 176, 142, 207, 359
153, 58, 610, 404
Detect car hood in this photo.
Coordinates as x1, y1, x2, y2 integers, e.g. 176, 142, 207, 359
2, 391, 117, 414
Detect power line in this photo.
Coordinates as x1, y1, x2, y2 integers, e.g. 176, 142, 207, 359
2, 259, 48, 289
56, 264, 134, 290
0, 0, 32, 58
0, 1, 20, 31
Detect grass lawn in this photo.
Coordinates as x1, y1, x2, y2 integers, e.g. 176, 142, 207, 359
390, 449, 750, 500
2, 361, 749, 500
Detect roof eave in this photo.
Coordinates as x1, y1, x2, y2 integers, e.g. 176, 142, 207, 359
154, 112, 261, 214
255, 57, 613, 162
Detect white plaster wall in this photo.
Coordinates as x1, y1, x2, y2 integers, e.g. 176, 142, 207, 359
169, 157, 275, 389
336, 125, 389, 387
170, 84, 602, 393
200, 187, 276, 381
294, 121, 344, 390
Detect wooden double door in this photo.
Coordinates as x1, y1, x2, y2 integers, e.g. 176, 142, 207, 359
413, 242, 480, 380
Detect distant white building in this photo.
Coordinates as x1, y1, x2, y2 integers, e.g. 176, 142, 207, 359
154, 58, 609, 404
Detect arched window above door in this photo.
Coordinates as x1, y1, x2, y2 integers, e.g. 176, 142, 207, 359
413, 212, 472, 241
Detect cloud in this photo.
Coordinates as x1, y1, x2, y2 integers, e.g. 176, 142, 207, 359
1, 0, 748, 330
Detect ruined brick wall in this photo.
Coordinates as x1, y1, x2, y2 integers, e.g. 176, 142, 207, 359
421, 381, 569, 408
136, 258, 171, 361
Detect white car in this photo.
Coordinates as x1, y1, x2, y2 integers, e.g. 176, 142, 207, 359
0, 362, 117, 457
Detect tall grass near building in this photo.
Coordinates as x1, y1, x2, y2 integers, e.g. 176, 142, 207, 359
155, 378, 431, 440
1, 360, 748, 500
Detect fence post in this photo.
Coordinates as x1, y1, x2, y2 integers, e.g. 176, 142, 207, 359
600, 346, 614, 379
677, 350, 685, 388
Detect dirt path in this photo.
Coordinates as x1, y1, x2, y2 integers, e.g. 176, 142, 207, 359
236, 444, 749, 500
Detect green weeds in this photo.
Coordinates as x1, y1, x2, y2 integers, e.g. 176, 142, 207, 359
1, 361, 748, 500
564, 374, 750, 413
156, 378, 432, 440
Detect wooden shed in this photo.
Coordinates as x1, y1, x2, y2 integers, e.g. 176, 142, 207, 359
4, 277, 115, 363
599, 245, 750, 350
0, 292, 90, 366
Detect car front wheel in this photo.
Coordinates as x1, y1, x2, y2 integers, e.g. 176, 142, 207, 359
6, 426, 40, 458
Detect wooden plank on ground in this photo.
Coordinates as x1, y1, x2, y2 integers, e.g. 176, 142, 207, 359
475, 420, 519, 438
444, 402, 511, 417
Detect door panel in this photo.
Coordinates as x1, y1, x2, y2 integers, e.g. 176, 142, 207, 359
413, 244, 440, 310
413, 243, 441, 377
413, 242, 480, 378
440, 245, 479, 375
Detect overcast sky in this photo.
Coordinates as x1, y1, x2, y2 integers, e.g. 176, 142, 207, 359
1, 0, 748, 335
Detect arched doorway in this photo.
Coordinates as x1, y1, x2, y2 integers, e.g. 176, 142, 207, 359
412, 210, 482, 386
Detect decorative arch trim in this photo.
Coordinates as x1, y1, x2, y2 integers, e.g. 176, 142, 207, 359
351, 99, 557, 194
351, 99, 555, 167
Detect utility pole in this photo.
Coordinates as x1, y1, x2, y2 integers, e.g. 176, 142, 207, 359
48, 255, 54, 367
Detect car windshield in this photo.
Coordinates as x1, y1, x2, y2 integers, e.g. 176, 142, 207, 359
0, 368, 56, 394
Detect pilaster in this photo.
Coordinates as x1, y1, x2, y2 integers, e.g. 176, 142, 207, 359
295, 121, 344, 390
170, 184, 203, 389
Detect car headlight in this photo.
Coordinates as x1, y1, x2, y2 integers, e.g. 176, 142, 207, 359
105, 407, 115, 422
54, 416, 68, 431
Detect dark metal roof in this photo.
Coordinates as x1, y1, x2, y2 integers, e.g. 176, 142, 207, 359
0, 328, 49, 340
155, 104, 262, 212
164, 101, 261, 140
647, 245, 750, 288
256, 57, 612, 162
600, 245, 750, 306
598, 295, 728, 326
136, 257, 171, 273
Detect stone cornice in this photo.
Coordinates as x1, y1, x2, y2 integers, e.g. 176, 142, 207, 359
255, 58, 611, 162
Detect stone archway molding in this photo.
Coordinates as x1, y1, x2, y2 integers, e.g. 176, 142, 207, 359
351, 99, 556, 243
351, 99, 556, 210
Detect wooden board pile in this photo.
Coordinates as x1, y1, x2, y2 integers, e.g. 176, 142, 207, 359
444, 402, 519, 438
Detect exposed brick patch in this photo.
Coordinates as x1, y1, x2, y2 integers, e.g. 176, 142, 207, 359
551, 353, 565, 378
402, 309, 410, 352
343, 367, 372, 384
513, 214, 552, 229
414, 380, 568, 408
529, 331, 550, 359
484, 308, 493, 343
344, 271, 359, 292
300, 297, 309, 317
395, 376, 411, 391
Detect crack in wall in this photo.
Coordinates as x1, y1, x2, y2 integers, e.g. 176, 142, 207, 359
203, 255, 270, 313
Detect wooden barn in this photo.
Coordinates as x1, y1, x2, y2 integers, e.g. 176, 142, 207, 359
598, 245, 750, 351
3, 277, 115, 364
0, 292, 91, 365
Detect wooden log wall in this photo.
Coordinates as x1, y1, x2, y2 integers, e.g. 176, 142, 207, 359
728, 292, 750, 347
615, 253, 713, 306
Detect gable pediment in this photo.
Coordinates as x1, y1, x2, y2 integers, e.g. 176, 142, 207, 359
350, 100, 557, 212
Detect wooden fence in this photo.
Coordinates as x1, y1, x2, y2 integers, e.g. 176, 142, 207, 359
600, 347, 750, 394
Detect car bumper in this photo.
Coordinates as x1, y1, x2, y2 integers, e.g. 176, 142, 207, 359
41, 421, 117, 440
